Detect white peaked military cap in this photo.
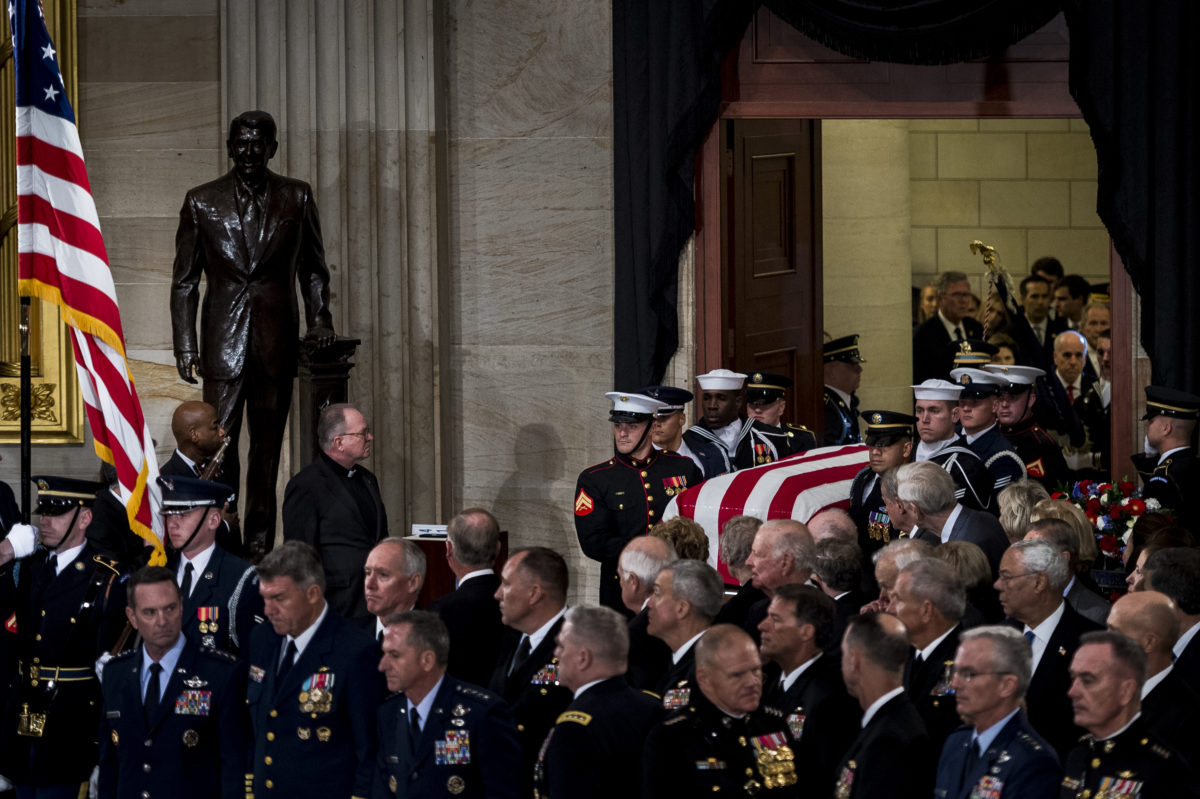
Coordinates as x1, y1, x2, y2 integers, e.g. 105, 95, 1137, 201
983, 363, 1045, 386
696, 369, 747, 391
605, 392, 668, 422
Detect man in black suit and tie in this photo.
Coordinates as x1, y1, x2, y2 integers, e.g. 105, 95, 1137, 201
1144, 547, 1200, 695
890, 558, 968, 748
934, 626, 1060, 799
912, 271, 983, 383
812, 538, 866, 650
645, 559, 724, 703
895, 461, 1008, 576
758, 585, 860, 797
283, 403, 388, 620
375, 610, 520, 799
172, 110, 335, 558
615, 534, 676, 690
995, 538, 1101, 758
1107, 589, 1200, 768
99, 566, 250, 799
1024, 518, 1110, 625
160, 475, 262, 656
1019, 274, 1059, 356
836, 612, 935, 799
488, 547, 573, 792
246, 541, 384, 799
363, 537, 425, 642
428, 508, 505, 687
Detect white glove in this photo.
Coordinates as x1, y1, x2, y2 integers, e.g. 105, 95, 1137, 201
95, 651, 113, 680
89, 765, 99, 799
0, 774, 13, 791
5, 523, 36, 558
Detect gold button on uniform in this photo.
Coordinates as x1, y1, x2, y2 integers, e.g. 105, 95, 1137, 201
640, 471, 648, 477
265, 780, 274, 789
264, 756, 273, 765
269, 710, 278, 718
266, 732, 275, 741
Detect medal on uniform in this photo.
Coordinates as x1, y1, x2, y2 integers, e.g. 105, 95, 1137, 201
786, 712, 805, 740
867, 511, 891, 542
752, 732, 797, 789
835, 761, 856, 799
297, 727, 311, 740
301, 672, 335, 713
447, 776, 465, 795
530, 661, 558, 686
969, 774, 1004, 799
182, 729, 199, 747
435, 731, 472, 765
662, 687, 690, 709
197, 606, 219, 635
175, 689, 213, 716
931, 662, 955, 696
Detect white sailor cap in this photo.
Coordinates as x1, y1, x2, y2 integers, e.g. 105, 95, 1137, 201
983, 363, 1045, 388
696, 369, 747, 391
911, 379, 963, 401
605, 392, 667, 422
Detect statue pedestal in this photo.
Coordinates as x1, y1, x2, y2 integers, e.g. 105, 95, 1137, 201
297, 336, 360, 467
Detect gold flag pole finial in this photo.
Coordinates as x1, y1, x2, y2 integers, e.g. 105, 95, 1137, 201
969, 240, 1016, 340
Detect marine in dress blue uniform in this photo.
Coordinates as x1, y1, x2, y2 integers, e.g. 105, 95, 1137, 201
823, 336, 866, 445
98, 567, 249, 799
950, 368, 1027, 493
574, 392, 703, 612
1059, 717, 1197, 799
246, 541, 385, 799
159, 476, 262, 656
0, 476, 128, 794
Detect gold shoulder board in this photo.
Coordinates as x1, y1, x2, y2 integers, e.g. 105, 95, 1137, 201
556, 711, 592, 726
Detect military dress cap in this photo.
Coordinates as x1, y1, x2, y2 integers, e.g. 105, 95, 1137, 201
606, 391, 667, 423
949, 367, 1008, 398
1089, 282, 1111, 304
31, 475, 105, 515
1141, 385, 1200, 421
824, 334, 866, 364
983, 363, 1044, 392
643, 385, 693, 416
695, 369, 747, 391
745, 371, 792, 406
911, 379, 963, 402
860, 410, 917, 446
157, 475, 236, 515
950, 338, 998, 368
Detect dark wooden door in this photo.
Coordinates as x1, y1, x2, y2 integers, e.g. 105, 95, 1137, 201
725, 118, 823, 427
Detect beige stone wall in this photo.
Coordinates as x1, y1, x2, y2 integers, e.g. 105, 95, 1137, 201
909, 118, 1110, 294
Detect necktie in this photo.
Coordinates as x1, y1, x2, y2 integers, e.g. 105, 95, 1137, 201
955, 326, 965, 342
278, 639, 297, 677
241, 190, 263, 253
46, 553, 58, 579
180, 562, 194, 598
509, 635, 532, 675
960, 738, 981, 784
144, 663, 163, 724
378, 630, 385, 644
409, 707, 422, 754
1067, 385, 1075, 403
1024, 630, 1036, 646
1033, 323, 1043, 344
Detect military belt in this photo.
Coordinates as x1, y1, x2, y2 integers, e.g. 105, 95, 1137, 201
18, 662, 95, 682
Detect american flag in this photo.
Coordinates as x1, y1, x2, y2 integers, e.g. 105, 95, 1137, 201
665, 445, 870, 579
11, 0, 163, 560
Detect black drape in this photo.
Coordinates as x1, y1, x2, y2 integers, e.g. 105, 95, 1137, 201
614, 0, 1068, 390
1065, 1, 1200, 394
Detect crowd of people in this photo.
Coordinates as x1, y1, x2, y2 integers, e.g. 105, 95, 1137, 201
0, 253, 1198, 797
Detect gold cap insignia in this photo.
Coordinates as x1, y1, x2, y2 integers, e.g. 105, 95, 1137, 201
871, 413, 882, 424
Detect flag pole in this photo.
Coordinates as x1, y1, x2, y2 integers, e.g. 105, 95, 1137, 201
18, 296, 30, 523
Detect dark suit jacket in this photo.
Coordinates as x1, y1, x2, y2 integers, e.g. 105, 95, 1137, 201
626, 606, 671, 692
282, 456, 388, 619
942, 505, 1009, 577
488, 619, 573, 793
913, 314, 983, 383
172, 544, 263, 656
762, 653, 861, 797
831, 591, 867, 654
427, 572, 505, 688
171, 169, 332, 381
1175, 632, 1200, 697
934, 711, 1060, 799
246, 608, 384, 798
1142, 666, 1200, 769
1012, 603, 1102, 759
99, 640, 250, 799
903, 626, 963, 749
373, 675, 520, 799
713, 582, 767, 629
1065, 578, 1110, 625
836, 692, 934, 799
654, 643, 697, 699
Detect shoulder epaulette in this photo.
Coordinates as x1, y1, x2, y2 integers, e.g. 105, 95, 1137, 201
785, 423, 813, 433
642, 690, 662, 700
762, 706, 783, 717
1145, 739, 1173, 760
109, 648, 138, 663
663, 714, 688, 726
557, 710, 592, 726
1015, 731, 1043, 751
93, 555, 122, 575
455, 683, 493, 702
199, 646, 239, 663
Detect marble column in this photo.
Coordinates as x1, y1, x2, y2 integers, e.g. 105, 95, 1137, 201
221, 0, 452, 531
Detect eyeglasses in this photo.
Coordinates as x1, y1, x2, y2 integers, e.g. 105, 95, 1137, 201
995, 571, 1036, 584
339, 427, 370, 439
949, 667, 1010, 683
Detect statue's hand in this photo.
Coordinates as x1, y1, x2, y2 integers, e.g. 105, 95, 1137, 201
176, 352, 200, 384
305, 326, 336, 349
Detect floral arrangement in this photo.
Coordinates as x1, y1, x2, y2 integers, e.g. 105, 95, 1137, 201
1050, 479, 1163, 565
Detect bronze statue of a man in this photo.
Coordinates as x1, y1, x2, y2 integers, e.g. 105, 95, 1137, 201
170, 110, 334, 557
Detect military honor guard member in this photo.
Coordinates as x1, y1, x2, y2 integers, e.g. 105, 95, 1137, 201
912, 380, 995, 513
934, 626, 1060, 799
848, 411, 917, 567
643, 625, 800, 798
0, 476, 128, 796
535, 606, 663, 799
984, 364, 1071, 490
949, 367, 1027, 492
574, 392, 702, 612
98, 566, 249, 799
835, 612, 935, 799
159, 400, 241, 555
1061, 631, 1199, 798
743, 372, 816, 449
681, 369, 813, 480
823, 335, 866, 445
644, 385, 699, 463
1131, 386, 1200, 532
375, 610, 520, 799
160, 475, 262, 656
246, 541, 384, 799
